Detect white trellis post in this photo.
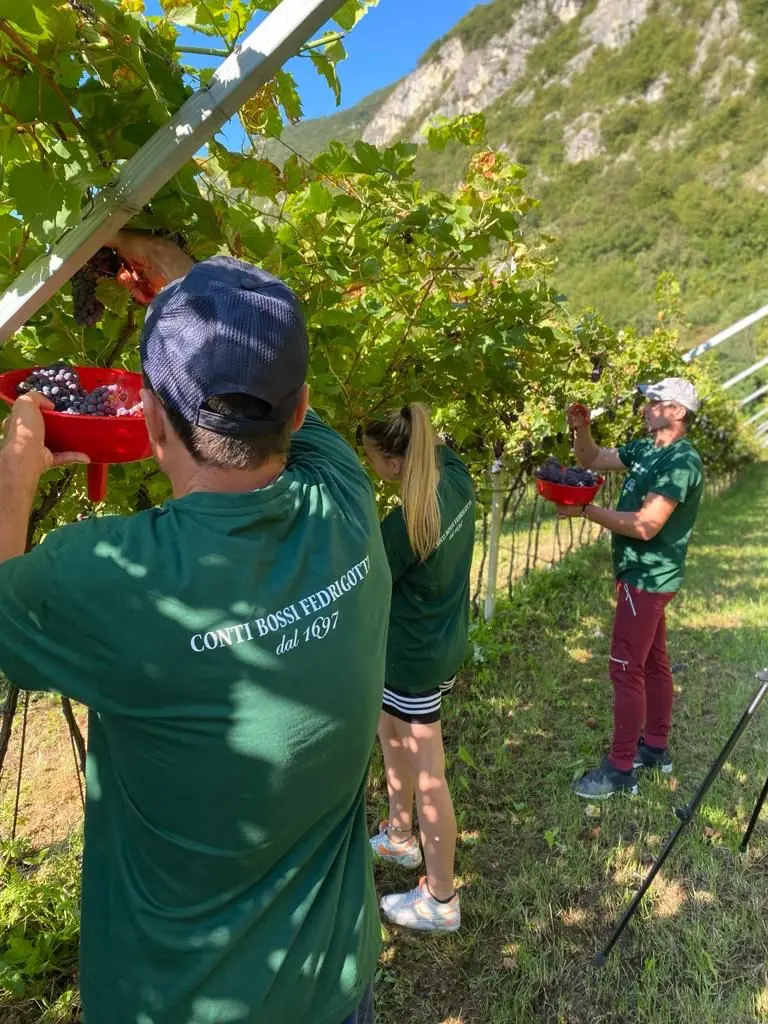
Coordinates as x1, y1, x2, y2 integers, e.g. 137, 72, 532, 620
0, 0, 347, 344
483, 462, 506, 622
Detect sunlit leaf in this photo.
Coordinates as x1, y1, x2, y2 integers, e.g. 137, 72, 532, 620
333, 0, 378, 32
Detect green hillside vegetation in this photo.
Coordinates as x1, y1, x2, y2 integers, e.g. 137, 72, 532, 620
418, 0, 768, 335
262, 84, 394, 162
420, 0, 524, 60
269, 0, 768, 357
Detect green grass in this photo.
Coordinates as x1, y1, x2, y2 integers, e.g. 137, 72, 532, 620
0, 836, 82, 1023
370, 463, 768, 1023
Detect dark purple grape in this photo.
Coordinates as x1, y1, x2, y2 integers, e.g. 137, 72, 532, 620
70, 248, 122, 326
19, 363, 141, 417
71, 265, 104, 326
535, 456, 597, 488
17, 364, 86, 411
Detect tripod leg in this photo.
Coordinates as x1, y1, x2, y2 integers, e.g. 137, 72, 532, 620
596, 678, 768, 965
740, 773, 768, 853
595, 814, 690, 965
60, 697, 86, 775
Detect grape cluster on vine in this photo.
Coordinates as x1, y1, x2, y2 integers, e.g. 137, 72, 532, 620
535, 456, 598, 487
70, 247, 122, 326
17, 364, 143, 418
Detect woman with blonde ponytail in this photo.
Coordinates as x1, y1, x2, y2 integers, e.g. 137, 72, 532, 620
363, 403, 475, 933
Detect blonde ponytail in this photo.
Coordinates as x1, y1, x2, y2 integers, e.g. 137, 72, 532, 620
363, 403, 441, 561
400, 404, 440, 560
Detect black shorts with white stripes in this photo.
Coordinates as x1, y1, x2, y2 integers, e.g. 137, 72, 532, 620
381, 677, 456, 724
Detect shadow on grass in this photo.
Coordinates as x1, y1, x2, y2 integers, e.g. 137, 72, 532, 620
370, 464, 768, 1024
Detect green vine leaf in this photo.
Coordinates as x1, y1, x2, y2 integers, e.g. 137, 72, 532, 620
6, 162, 82, 242
333, 0, 378, 32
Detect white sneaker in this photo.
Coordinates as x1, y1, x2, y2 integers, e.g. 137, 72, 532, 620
369, 821, 423, 868
380, 877, 461, 932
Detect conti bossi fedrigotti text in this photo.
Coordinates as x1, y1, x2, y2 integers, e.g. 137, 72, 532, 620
189, 555, 374, 658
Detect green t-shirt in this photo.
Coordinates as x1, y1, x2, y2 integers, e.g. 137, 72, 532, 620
381, 446, 475, 693
0, 412, 390, 1024
612, 436, 704, 593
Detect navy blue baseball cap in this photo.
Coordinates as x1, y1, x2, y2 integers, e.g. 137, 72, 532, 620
140, 256, 308, 436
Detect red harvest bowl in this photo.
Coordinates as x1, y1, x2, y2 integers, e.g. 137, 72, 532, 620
0, 367, 151, 502
536, 475, 604, 506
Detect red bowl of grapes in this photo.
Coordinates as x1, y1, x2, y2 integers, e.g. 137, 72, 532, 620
0, 364, 150, 502
535, 457, 604, 506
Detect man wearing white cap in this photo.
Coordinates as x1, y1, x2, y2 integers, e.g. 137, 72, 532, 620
557, 378, 704, 799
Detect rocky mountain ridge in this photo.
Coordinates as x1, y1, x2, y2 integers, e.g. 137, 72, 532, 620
274, 0, 768, 350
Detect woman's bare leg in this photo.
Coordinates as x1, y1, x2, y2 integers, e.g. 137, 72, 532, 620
391, 715, 456, 899
378, 711, 416, 840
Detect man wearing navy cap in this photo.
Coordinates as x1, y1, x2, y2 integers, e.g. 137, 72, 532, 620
0, 232, 389, 1023
557, 378, 704, 799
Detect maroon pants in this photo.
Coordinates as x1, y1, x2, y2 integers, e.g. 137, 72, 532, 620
608, 582, 676, 772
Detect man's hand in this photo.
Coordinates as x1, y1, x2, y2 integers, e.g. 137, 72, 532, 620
2, 393, 89, 481
566, 401, 601, 470
566, 403, 590, 429
0, 394, 89, 564
108, 230, 195, 305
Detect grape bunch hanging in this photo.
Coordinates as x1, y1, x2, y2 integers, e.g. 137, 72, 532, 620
70, 248, 122, 326
69, 234, 182, 325
17, 364, 143, 417
535, 456, 598, 487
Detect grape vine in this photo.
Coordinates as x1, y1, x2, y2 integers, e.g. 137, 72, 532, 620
0, 0, 755, 538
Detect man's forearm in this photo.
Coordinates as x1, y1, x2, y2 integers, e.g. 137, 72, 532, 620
584, 503, 651, 540
573, 427, 600, 468
0, 451, 39, 563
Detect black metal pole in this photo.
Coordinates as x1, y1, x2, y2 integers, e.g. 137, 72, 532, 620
596, 674, 768, 965
740, 772, 768, 853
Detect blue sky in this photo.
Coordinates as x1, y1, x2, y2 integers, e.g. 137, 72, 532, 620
144, 1, 483, 142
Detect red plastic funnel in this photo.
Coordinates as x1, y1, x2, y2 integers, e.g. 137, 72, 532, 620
536, 475, 604, 506
0, 367, 152, 502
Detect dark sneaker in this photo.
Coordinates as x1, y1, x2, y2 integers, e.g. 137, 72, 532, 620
571, 756, 639, 799
633, 741, 673, 774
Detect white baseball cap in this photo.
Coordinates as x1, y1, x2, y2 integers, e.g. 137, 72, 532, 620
637, 377, 700, 414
